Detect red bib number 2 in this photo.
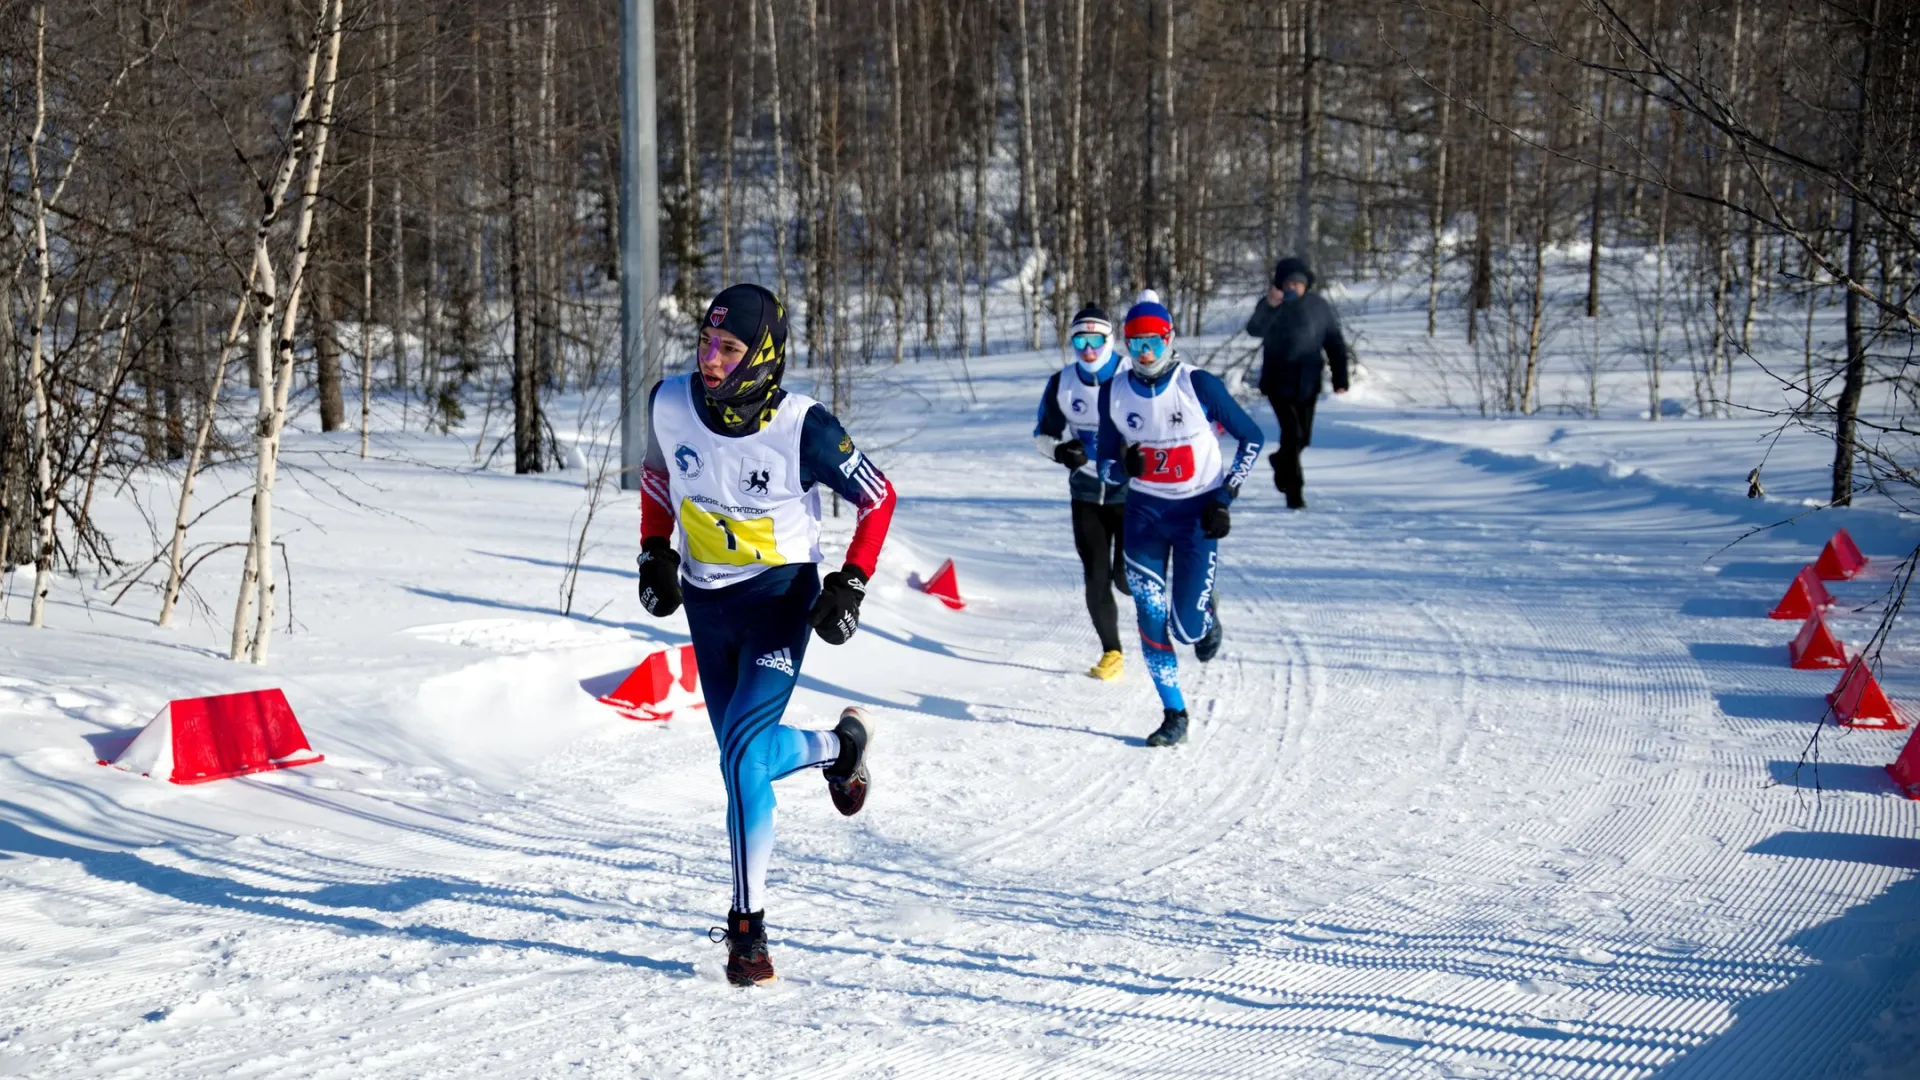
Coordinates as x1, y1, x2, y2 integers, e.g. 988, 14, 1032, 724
1138, 444, 1197, 484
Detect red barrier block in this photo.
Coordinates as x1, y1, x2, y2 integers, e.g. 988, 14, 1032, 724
1814, 528, 1868, 581
598, 644, 703, 721
1769, 565, 1835, 621
1890, 726, 1920, 799
920, 558, 966, 610
101, 689, 323, 785
1827, 660, 1907, 730
1789, 612, 1849, 670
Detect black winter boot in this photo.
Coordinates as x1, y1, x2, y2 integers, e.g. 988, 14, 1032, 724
1146, 708, 1189, 747
713, 909, 774, 986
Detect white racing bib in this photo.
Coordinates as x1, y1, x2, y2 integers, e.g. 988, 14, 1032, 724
1107, 365, 1225, 500
1055, 357, 1128, 445
652, 375, 824, 588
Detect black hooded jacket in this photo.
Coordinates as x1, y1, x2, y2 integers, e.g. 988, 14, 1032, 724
1245, 258, 1350, 401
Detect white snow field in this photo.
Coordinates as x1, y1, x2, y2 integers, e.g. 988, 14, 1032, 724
3, 292, 1919, 1079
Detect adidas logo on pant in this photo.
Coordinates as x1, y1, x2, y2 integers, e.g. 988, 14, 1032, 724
755, 648, 795, 676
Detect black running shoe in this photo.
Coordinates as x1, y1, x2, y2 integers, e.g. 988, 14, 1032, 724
1286, 491, 1307, 510
825, 707, 874, 817
1146, 708, 1188, 747
711, 909, 775, 986
1195, 595, 1222, 663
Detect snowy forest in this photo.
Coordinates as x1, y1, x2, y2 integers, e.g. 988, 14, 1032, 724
1, 0, 1917, 656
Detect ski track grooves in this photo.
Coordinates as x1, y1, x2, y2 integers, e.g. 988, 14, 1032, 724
5, 395, 1916, 1079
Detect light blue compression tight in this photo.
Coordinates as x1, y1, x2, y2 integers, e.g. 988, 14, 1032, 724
683, 564, 842, 915
1122, 491, 1219, 713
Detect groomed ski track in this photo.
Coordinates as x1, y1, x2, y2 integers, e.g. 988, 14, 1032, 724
1, 352, 1916, 1078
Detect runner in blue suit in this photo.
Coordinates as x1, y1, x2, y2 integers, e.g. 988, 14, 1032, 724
1095, 294, 1264, 747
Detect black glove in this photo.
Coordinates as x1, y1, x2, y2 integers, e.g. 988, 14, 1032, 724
1053, 438, 1088, 471
636, 536, 683, 617
1123, 443, 1146, 478
1201, 501, 1231, 539
809, 564, 868, 645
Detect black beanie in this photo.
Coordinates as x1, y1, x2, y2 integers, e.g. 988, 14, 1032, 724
703, 283, 787, 355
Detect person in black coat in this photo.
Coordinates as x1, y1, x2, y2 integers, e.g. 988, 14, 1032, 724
1244, 256, 1349, 509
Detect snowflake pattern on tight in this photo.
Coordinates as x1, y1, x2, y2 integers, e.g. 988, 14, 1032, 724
1124, 558, 1183, 710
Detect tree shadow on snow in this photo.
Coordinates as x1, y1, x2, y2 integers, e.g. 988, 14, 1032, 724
1652, 833, 1920, 1077
1687, 642, 1784, 667
1765, 760, 1900, 796
0, 800, 694, 978
1714, 692, 1821, 723
1679, 597, 1768, 619
400, 585, 686, 644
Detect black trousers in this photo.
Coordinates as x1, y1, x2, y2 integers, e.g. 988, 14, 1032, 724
1265, 394, 1318, 497
1070, 499, 1128, 653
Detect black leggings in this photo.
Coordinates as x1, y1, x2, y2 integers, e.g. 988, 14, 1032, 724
1265, 395, 1318, 496
1071, 500, 1128, 653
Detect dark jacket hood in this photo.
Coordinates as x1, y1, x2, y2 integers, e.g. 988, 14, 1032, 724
1272, 257, 1316, 291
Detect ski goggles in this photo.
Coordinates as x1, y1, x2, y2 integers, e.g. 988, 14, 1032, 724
1070, 333, 1108, 352
1125, 335, 1169, 360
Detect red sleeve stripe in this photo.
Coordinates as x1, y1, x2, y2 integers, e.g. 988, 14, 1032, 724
640, 465, 675, 542
843, 475, 895, 579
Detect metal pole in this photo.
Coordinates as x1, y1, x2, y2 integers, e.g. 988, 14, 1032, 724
619, 0, 661, 490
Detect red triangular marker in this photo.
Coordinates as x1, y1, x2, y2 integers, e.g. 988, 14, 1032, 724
1889, 726, 1920, 799
101, 689, 323, 784
1769, 565, 1835, 620
1788, 612, 1849, 669
598, 644, 703, 721
1827, 660, 1906, 730
1814, 528, 1868, 581
921, 558, 966, 610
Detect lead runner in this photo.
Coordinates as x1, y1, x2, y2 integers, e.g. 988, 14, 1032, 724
635, 283, 896, 986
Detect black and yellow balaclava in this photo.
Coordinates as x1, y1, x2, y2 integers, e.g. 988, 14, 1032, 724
700, 283, 788, 435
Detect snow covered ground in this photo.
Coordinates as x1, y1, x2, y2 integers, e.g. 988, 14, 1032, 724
3, 289, 1918, 1078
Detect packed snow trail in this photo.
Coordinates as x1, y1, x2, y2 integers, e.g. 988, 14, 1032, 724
1, 351, 1916, 1078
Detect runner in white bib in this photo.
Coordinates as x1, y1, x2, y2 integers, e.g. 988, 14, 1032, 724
635, 284, 896, 987
1095, 294, 1264, 748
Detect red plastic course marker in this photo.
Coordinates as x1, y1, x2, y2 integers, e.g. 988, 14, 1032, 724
599, 643, 703, 721
1788, 612, 1849, 670
1889, 726, 1920, 800
920, 558, 966, 610
1827, 660, 1907, 730
1814, 528, 1869, 581
1769, 565, 1835, 621
101, 689, 323, 785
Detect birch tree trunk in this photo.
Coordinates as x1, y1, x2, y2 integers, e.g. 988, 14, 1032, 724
1065, 0, 1085, 315
1014, 0, 1041, 349
27, 4, 54, 628
1427, 18, 1454, 337
1709, 2, 1745, 418
1831, 0, 1882, 506
361, 59, 377, 459
764, 0, 789, 300
1294, 0, 1322, 262
233, 0, 343, 663
888, 0, 906, 364
1649, 108, 1677, 421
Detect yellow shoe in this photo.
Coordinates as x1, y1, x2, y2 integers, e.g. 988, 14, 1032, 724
1087, 650, 1124, 681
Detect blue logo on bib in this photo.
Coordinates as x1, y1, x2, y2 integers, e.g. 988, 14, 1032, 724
1125, 413, 1143, 430
673, 444, 704, 478
1070, 398, 1086, 415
